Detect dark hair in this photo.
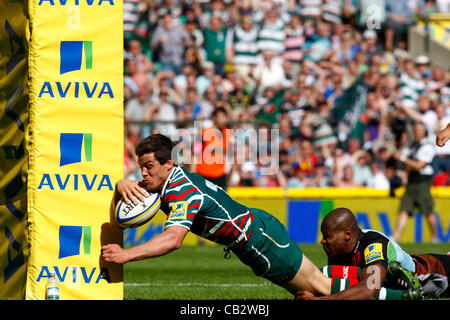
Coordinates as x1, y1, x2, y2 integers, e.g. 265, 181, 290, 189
212, 107, 227, 117
135, 134, 175, 164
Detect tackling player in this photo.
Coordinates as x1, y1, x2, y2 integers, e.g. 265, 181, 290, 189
296, 207, 449, 300
102, 133, 333, 297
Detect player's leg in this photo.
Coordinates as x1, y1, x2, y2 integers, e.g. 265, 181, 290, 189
392, 185, 415, 241
418, 183, 438, 242
239, 208, 332, 295
283, 254, 332, 296
392, 210, 409, 241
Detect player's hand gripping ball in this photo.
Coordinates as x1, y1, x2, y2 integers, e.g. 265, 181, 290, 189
115, 191, 161, 228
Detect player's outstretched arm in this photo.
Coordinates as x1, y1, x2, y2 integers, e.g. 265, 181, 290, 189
323, 264, 386, 300
102, 226, 189, 264
296, 264, 386, 300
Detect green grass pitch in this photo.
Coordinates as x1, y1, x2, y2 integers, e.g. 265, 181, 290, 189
124, 243, 449, 300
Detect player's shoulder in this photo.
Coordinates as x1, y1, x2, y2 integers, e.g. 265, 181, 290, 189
360, 230, 390, 266
361, 229, 389, 241
360, 229, 390, 249
163, 166, 203, 203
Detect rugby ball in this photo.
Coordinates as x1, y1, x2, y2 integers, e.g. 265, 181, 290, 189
115, 192, 161, 228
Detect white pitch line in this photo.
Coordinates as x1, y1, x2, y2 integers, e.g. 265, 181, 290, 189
125, 282, 269, 288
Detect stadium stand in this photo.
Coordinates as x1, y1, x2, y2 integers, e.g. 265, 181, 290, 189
122, 0, 450, 190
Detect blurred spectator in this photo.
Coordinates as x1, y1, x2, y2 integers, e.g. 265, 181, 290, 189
228, 14, 260, 76
333, 164, 362, 187
124, 124, 141, 179
257, 8, 286, 60
194, 0, 231, 29
341, 137, 362, 166
281, 88, 304, 127
308, 159, 332, 187
283, 14, 305, 77
361, 30, 383, 63
125, 86, 153, 123
155, 0, 182, 20
398, 59, 426, 109
415, 55, 431, 79
254, 87, 284, 126
124, 0, 142, 42
385, 157, 404, 196
303, 20, 332, 63
351, 150, 373, 186
197, 61, 216, 96
385, 0, 412, 51
202, 15, 230, 76
178, 88, 203, 122
185, 17, 205, 48
288, 164, 309, 188
367, 161, 390, 189
392, 121, 438, 242
151, 13, 191, 75
145, 88, 178, 138
195, 107, 232, 189
199, 85, 218, 119
125, 39, 154, 74
124, 59, 140, 101
297, 139, 319, 178
364, 89, 389, 148
125, 58, 151, 93
228, 75, 254, 115
322, 0, 345, 25
254, 150, 287, 188
174, 64, 196, 97
399, 95, 438, 141
252, 50, 287, 94
299, 0, 323, 20
334, 29, 359, 65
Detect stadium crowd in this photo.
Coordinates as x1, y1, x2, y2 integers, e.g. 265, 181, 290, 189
122, 0, 450, 191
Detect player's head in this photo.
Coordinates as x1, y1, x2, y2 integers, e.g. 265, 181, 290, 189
135, 134, 176, 192
320, 207, 359, 257
413, 121, 427, 141
212, 107, 228, 130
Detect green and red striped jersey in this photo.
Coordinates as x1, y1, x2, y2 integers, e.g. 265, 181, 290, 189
159, 165, 253, 247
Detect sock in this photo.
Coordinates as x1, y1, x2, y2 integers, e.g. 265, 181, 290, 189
331, 279, 404, 300
377, 287, 403, 300
330, 278, 360, 294
321, 265, 361, 279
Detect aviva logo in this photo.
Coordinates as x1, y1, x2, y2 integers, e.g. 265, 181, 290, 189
37, 132, 113, 191
60, 41, 93, 74
38, 40, 114, 99
60, 132, 92, 166
59, 225, 91, 259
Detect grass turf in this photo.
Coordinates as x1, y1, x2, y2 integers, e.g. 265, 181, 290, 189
124, 243, 449, 300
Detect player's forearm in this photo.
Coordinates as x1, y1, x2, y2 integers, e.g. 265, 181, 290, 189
125, 231, 182, 262
403, 158, 426, 172
319, 282, 379, 300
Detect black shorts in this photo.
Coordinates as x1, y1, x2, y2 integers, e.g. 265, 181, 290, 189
399, 180, 434, 216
